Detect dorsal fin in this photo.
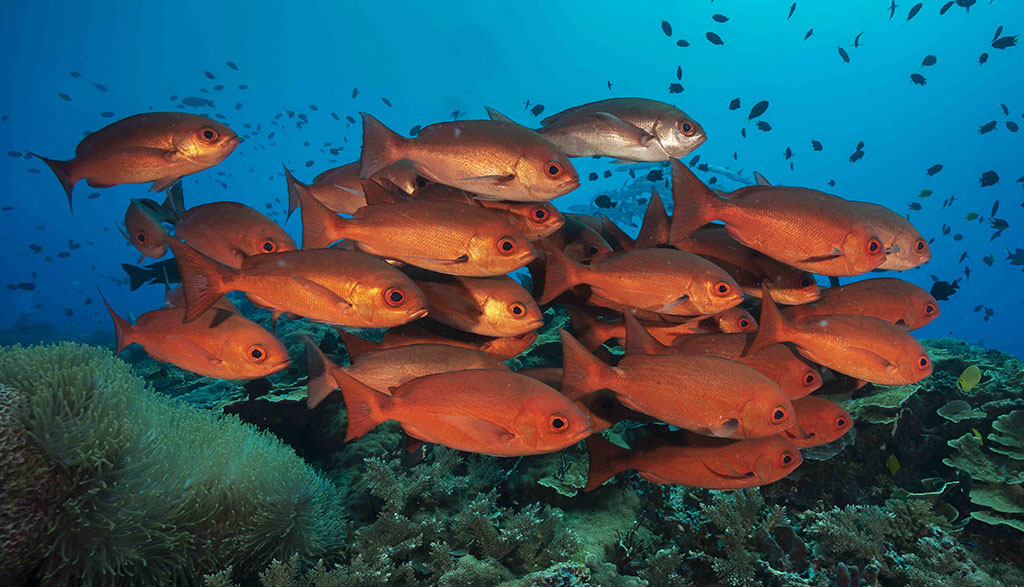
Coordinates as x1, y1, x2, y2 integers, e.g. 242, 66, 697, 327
635, 188, 670, 248
622, 312, 669, 355
753, 171, 772, 186
484, 107, 516, 124
359, 178, 404, 206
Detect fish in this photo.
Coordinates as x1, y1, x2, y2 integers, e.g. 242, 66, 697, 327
661, 20, 672, 36
979, 171, 998, 187
166, 238, 429, 327
562, 214, 635, 251
411, 273, 544, 337
751, 285, 933, 386
888, 1, 898, 19
957, 365, 982, 392
668, 83, 683, 94
788, 3, 796, 19
756, 121, 772, 132
283, 160, 429, 218
359, 113, 579, 202
304, 334, 508, 408
978, 53, 988, 65
706, 32, 724, 45
102, 294, 289, 380
539, 240, 743, 316
907, 3, 922, 20
748, 100, 769, 120
781, 278, 940, 330
783, 396, 853, 449
566, 306, 757, 351
852, 32, 863, 47
543, 215, 614, 262
978, 120, 997, 134
811, 139, 823, 151
33, 112, 240, 211
121, 199, 171, 261
926, 164, 943, 176
886, 455, 901, 475
940, 1, 954, 15
295, 178, 536, 276
910, 73, 927, 86
122, 259, 181, 290
992, 36, 1018, 50
668, 160, 885, 276
526, 98, 706, 162
843, 201, 930, 270
561, 327, 794, 439
921, 55, 937, 66
341, 324, 538, 361
712, 14, 728, 23
838, 46, 850, 63
307, 343, 591, 456
729, 98, 741, 110
584, 431, 802, 491
174, 201, 297, 268
804, 29, 814, 40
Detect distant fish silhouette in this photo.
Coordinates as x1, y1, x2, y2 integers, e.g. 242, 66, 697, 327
926, 164, 943, 176
1006, 121, 1019, 132
979, 170, 998, 187
907, 3, 922, 20
676, 39, 690, 47
978, 53, 988, 65
910, 73, 927, 86
712, 14, 729, 23
956, 0, 975, 14
921, 55, 936, 66
978, 120, 997, 134
838, 46, 850, 63
804, 29, 814, 40
939, 1, 954, 15
992, 35, 1018, 50
748, 100, 769, 120
706, 32, 724, 45
729, 98, 741, 110
756, 121, 772, 132
788, 3, 797, 19
811, 139, 822, 151
852, 32, 864, 47
888, 1, 898, 20
661, 20, 672, 36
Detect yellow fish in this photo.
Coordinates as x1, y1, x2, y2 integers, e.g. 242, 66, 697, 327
972, 428, 983, 445
957, 365, 982, 392
886, 455, 901, 476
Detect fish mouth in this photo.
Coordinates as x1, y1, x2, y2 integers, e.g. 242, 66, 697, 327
267, 358, 291, 372
570, 427, 594, 443
524, 318, 545, 330
558, 177, 581, 193
409, 308, 429, 320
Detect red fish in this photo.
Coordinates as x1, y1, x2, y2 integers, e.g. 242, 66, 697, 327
566, 306, 755, 350
540, 241, 743, 316
102, 294, 289, 380
751, 285, 932, 385
669, 160, 885, 276
781, 277, 939, 330
283, 160, 429, 218
360, 114, 579, 202
584, 431, 802, 491
564, 213, 637, 251
121, 199, 170, 261
167, 238, 428, 327
844, 202, 931, 271
295, 178, 536, 276
560, 327, 794, 439
304, 336, 507, 408
34, 112, 239, 211
543, 215, 614, 262
414, 274, 544, 337
519, 367, 647, 433
307, 344, 591, 456
175, 201, 297, 268
783, 396, 853, 448
340, 325, 537, 361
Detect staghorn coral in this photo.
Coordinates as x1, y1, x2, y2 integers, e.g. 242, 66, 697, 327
0, 342, 346, 585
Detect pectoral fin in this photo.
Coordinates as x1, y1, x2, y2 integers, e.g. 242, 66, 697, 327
291, 276, 353, 308
163, 334, 224, 367
404, 253, 470, 266
460, 173, 516, 185
845, 347, 897, 374
592, 112, 658, 146
432, 414, 517, 444
704, 458, 754, 480
800, 248, 844, 263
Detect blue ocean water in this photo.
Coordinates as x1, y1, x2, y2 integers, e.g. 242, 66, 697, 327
0, 0, 1021, 355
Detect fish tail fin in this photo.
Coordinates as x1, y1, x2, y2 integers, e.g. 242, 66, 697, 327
635, 188, 670, 248
302, 335, 342, 409
333, 363, 390, 440
293, 175, 347, 249
748, 284, 793, 355
538, 239, 585, 304
32, 153, 76, 212
121, 263, 151, 290
584, 435, 631, 492
669, 159, 720, 244
159, 182, 185, 223
98, 290, 132, 355
359, 113, 406, 179
566, 305, 611, 351
164, 237, 236, 323
622, 312, 669, 355
559, 329, 615, 400
282, 164, 308, 222
335, 328, 376, 361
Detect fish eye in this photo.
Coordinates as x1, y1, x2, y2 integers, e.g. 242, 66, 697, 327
543, 161, 563, 178
135, 232, 147, 243
548, 413, 569, 433
738, 317, 751, 329
198, 126, 220, 143
780, 452, 796, 466
509, 302, 526, 317
712, 281, 732, 297
383, 287, 407, 307
260, 238, 277, 253
531, 206, 549, 222
919, 356, 930, 369
803, 371, 818, 386
924, 303, 936, 315
836, 416, 848, 428
799, 277, 812, 288
586, 245, 599, 256
247, 344, 267, 362
496, 237, 517, 255
415, 177, 428, 188
771, 407, 788, 424
867, 238, 882, 255
915, 239, 927, 252
679, 120, 696, 135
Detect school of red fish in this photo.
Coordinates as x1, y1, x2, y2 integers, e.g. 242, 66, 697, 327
38, 97, 939, 492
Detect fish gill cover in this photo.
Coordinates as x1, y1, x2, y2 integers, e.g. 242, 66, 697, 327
0, 0, 1022, 585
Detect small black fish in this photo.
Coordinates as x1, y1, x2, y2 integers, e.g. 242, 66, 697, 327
926, 164, 943, 176
853, 32, 864, 48
668, 83, 684, 94
706, 32, 724, 45
712, 14, 729, 23
811, 139, 823, 151
729, 98, 740, 110
227, 61, 238, 70
409, 125, 422, 136
676, 39, 690, 47
588, 172, 598, 181
789, 3, 797, 19
929, 279, 959, 301
1000, 103, 1009, 115
181, 96, 214, 107
1, 206, 12, 211
91, 82, 108, 92
827, 179, 836, 187
204, 71, 215, 79
351, 88, 359, 98
602, 170, 612, 178
959, 251, 968, 263
676, 66, 682, 80
978, 53, 988, 65
888, 1, 898, 20
983, 255, 994, 267
100, 111, 114, 118
992, 36, 1018, 50
741, 128, 746, 138
993, 26, 1004, 42
381, 97, 392, 107
939, 1, 954, 15
921, 55, 936, 66
838, 46, 850, 63
17, 282, 35, 290
908, 202, 922, 210
804, 29, 814, 40
748, 100, 769, 120
954, 234, 964, 242
907, 3, 922, 20
70, 71, 81, 77
58, 93, 71, 102
784, 147, 793, 160
1006, 248, 1024, 266
57, 251, 70, 258
28, 244, 42, 253
979, 170, 999, 187
992, 200, 1000, 216
309, 104, 318, 111
1007, 121, 1020, 132
756, 121, 772, 132
661, 20, 672, 36
594, 195, 616, 209
64, 308, 73, 317
646, 169, 663, 182
850, 149, 865, 163
979, 120, 997, 134
607, 80, 613, 90
910, 73, 926, 86
530, 104, 545, 116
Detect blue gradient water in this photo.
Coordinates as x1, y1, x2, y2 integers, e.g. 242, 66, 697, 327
1, 0, 1021, 354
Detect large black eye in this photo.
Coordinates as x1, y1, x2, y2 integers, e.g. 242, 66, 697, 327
415, 177, 428, 188
803, 372, 817, 386
260, 238, 276, 253
680, 120, 696, 135
586, 245, 599, 256
771, 408, 787, 423
867, 238, 882, 254
136, 232, 147, 243
497, 237, 517, 255
509, 303, 526, 316
780, 452, 795, 466
548, 413, 568, 433
199, 126, 219, 143
247, 345, 267, 362
739, 318, 750, 328
799, 277, 812, 288
531, 207, 548, 221
713, 281, 732, 297
384, 287, 406, 307
544, 161, 563, 178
